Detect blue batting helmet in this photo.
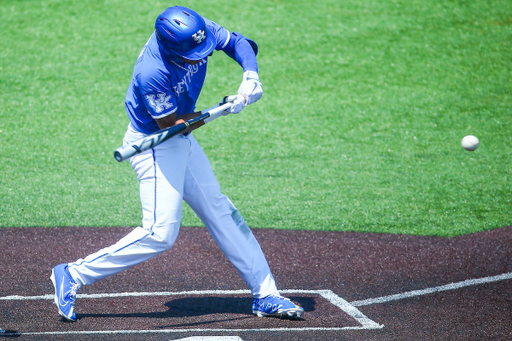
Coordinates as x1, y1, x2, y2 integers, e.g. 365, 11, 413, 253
155, 6, 216, 61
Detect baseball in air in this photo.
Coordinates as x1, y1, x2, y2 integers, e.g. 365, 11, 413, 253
461, 135, 479, 151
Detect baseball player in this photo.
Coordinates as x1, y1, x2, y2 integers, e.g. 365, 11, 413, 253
50, 6, 303, 322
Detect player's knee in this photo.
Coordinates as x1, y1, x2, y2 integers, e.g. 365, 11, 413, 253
149, 234, 176, 252
147, 223, 179, 251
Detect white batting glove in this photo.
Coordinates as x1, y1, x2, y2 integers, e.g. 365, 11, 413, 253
230, 94, 247, 114
230, 71, 263, 114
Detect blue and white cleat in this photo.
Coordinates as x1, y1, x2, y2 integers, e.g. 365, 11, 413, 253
50, 263, 80, 322
252, 294, 304, 319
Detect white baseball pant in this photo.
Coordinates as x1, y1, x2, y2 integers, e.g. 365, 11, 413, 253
68, 124, 278, 298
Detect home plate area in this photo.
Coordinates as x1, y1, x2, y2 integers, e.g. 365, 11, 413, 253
0, 289, 377, 335
1, 226, 511, 340
68, 289, 377, 330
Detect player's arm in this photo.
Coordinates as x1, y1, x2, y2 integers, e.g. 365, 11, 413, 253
219, 31, 263, 113
205, 19, 263, 113
221, 32, 259, 72
141, 90, 203, 132
155, 111, 204, 132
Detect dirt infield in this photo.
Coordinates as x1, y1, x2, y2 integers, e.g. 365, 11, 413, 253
1, 226, 511, 340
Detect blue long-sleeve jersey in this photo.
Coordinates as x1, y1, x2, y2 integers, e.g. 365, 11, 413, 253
125, 18, 258, 134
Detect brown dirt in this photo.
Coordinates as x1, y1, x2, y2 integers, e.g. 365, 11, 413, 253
0, 226, 511, 340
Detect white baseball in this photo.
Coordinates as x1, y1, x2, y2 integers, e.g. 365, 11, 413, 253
461, 135, 479, 151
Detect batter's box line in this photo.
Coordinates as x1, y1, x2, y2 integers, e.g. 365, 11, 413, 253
349, 271, 512, 307
0, 289, 383, 331
3, 272, 512, 337
281, 289, 383, 329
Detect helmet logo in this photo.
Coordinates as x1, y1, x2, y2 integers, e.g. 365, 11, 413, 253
192, 30, 206, 44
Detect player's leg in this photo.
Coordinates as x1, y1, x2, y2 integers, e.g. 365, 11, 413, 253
182, 135, 277, 297
51, 128, 190, 321
68, 131, 189, 285
182, 135, 303, 318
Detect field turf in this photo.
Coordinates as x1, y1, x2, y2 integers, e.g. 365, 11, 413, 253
0, 0, 511, 236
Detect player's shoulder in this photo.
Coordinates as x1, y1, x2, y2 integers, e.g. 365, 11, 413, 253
135, 36, 170, 90
203, 17, 230, 50
203, 17, 220, 30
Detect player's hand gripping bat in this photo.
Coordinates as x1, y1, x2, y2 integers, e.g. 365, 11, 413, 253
113, 95, 237, 162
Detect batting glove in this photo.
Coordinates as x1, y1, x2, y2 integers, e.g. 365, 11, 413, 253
230, 94, 247, 114
230, 71, 263, 114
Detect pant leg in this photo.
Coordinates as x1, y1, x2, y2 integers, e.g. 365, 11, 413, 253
68, 127, 190, 286
182, 134, 278, 298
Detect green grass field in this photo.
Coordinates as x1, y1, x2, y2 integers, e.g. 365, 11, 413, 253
1, 0, 511, 236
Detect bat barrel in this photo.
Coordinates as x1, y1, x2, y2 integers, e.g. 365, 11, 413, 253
114, 145, 138, 162
112, 95, 237, 163
113, 122, 188, 162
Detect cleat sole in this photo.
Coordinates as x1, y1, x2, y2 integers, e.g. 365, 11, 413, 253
253, 308, 304, 319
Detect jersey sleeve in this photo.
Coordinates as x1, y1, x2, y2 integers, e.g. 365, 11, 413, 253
139, 69, 178, 120
204, 18, 232, 51
204, 18, 258, 72
142, 92, 177, 119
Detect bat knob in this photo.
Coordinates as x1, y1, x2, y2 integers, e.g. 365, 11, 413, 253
114, 151, 123, 162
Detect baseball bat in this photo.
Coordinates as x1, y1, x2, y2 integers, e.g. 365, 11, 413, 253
114, 95, 237, 162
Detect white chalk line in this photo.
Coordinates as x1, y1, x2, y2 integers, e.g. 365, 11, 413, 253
2, 272, 511, 337
1, 289, 381, 329
0, 289, 382, 336
1, 327, 378, 337
350, 271, 512, 307
0, 289, 253, 301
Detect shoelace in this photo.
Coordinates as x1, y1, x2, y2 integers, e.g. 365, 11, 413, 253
70, 283, 80, 301
267, 294, 291, 302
